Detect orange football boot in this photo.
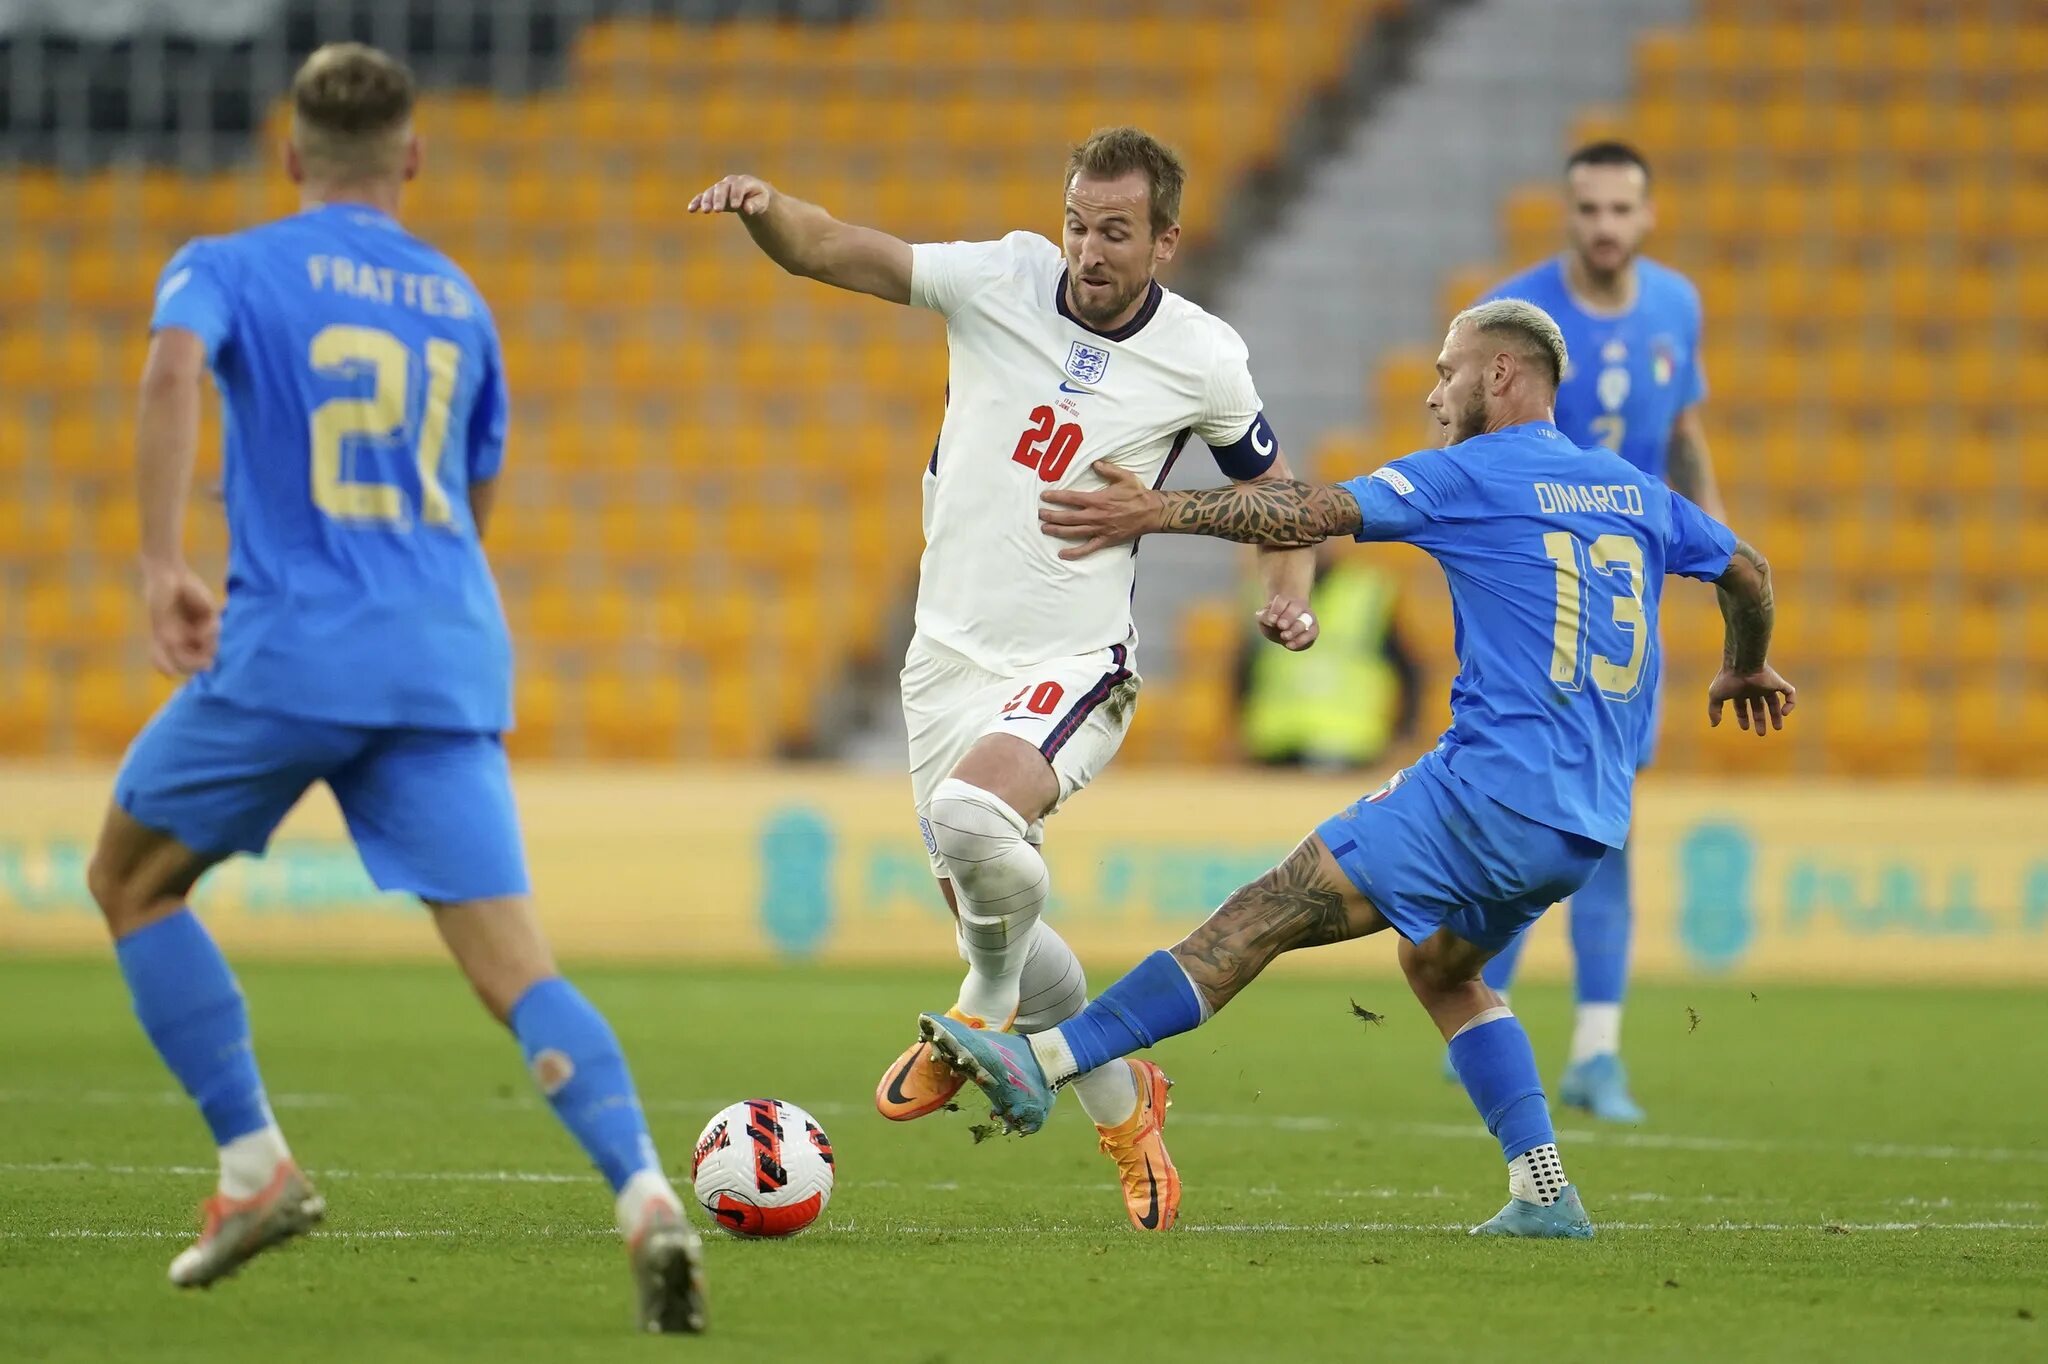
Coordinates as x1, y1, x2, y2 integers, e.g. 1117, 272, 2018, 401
1095, 1059, 1180, 1231
875, 1006, 1014, 1121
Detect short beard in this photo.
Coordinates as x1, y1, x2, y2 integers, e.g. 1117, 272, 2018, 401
1449, 389, 1488, 444
1070, 275, 1149, 328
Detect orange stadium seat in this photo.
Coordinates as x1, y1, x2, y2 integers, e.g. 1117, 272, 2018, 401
0, 665, 61, 755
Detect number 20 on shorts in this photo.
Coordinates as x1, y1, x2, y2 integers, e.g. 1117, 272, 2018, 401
1012, 405, 1083, 482
1001, 681, 1066, 717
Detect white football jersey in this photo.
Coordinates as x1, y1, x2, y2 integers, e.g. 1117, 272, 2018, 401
908, 231, 1269, 674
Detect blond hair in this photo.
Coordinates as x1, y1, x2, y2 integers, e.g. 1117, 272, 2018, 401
1066, 126, 1186, 236
291, 42, 416, 183
1451, 298, 1570, 388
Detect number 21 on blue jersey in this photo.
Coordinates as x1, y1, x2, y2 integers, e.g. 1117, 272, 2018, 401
307, 324, 461, 527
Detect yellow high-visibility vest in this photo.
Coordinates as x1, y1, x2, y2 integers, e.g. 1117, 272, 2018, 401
1242, 564, 1400, 765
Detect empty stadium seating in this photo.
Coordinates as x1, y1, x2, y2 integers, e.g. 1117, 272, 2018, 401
0, 0, 1391, 758
1284, 0, 2048, 778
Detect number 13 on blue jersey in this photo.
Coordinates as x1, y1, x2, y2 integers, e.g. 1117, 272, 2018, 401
1543, 531, 1649, 701
307, 324, 461, 527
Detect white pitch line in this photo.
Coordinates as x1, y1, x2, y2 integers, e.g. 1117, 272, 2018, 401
825, 1218, 2048, 1236
11, 1219, 2043, 1242
3, 1227, 616, 1241
0, 1161, 589, 1185
5, 1088, 2045, 1167
4, 1163, 2042, 1218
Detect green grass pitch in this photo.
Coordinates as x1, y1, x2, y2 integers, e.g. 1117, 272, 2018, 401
2, 957, 2043, 1362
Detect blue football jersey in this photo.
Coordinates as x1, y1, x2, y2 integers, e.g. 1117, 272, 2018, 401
150, 202, 512, 732
1480, 257, 1704, 480
1339, 421, 1736, 847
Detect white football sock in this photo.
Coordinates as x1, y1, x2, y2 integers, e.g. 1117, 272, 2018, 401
218, 1124, 291, 1200
1069, 1058, 1140, 1129
1569, 1003, 1622, 1063
929, 779, 1048, 1024
1027, 1028, 1083, 1089
614, 1167, 682, 1240
1508, 1142, 1568, 1207
1011, 924, 1138, 1127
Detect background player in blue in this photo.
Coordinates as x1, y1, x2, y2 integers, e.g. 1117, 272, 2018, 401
919, 300, 1793, 1236
81, 44, 706, 1332
1466, 141, 1729, 1123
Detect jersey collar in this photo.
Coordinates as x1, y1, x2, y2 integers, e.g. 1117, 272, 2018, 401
1490, 418, 1563, 440
304, 201, 403, 231
1055, 270, 1163, 342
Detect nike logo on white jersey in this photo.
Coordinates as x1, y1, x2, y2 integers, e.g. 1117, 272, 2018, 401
1058, 380, 1091, 395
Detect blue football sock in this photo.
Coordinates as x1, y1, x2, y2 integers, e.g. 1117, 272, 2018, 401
1057, 950, 1208, 1076
1479, 929, 1527, 993
115, 909, 275, 1146
509, 977, 659, 1193
1448, 1013, 1555, 1162
1569, 843, 1632, 1006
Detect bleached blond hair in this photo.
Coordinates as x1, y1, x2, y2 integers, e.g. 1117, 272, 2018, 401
1449, 298, 1570, 389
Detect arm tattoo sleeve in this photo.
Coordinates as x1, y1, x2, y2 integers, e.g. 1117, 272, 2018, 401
1170, 839, 1374, 1012
1717, 539, 1774, 672
1157, 480, 1363, 547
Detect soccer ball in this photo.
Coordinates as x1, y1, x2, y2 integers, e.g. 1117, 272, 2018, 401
690, 1099, 836, 1238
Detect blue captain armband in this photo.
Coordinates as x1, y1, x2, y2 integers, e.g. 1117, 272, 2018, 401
1208, 410, 1280, 481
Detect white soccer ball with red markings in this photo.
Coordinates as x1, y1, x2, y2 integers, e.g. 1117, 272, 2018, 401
690, 1099, 836, 1238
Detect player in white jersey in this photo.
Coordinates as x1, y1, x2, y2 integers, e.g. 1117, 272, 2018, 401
689, 128, 1316, 1231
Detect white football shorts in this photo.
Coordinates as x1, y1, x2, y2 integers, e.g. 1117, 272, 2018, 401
901, 633, 1141, 878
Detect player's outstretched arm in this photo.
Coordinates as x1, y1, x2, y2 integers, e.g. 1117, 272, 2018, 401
135, 329, 220, 676
686, 174, 911, 304
1039, 461, 1361, 557
1706, 539, 1795, 737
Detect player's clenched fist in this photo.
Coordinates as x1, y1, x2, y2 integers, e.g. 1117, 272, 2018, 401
687, 175, 775, 216
142, 560, 220, 677
1256, 594, 1319, 652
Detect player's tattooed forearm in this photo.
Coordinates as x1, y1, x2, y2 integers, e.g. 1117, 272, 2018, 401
1718, 539, 1774, 672
1158, 481, 1363, 546
1171, 840, 1365, 1011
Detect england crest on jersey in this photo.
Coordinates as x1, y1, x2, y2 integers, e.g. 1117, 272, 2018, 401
1064, 340, 1110, 386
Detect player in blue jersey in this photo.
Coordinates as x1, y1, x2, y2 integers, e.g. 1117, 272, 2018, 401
1467, 141, 1727, 1123
81, 44, 706, 1331
917, 299, 1792, 1236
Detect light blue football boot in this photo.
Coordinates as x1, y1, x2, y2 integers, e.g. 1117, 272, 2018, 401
917, 1012, 1057, 1135
1559, 1053, 1646, 1124
1470, 1183, 1595, 1239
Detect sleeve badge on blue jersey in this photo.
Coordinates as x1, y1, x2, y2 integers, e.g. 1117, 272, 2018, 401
156, 267, 193, 306
1370, 465, 1416, 496
1064, 341, 1110, 386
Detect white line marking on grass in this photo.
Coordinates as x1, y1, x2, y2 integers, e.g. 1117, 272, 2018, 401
8, 1227, 616, 1241
832, 1219, 2048, 1236
5, 1164, 2043, 1219
0, 1161, 590, 1185
6, 1088, 2045, 1166
10, 1219, 2046, 1242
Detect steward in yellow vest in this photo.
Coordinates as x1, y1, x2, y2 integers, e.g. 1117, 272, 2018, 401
1236, 550, 1416, 769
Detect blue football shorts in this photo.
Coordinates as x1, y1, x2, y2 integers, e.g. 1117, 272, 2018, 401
115, 689, 529, 903
1314, 749, 1605, 953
